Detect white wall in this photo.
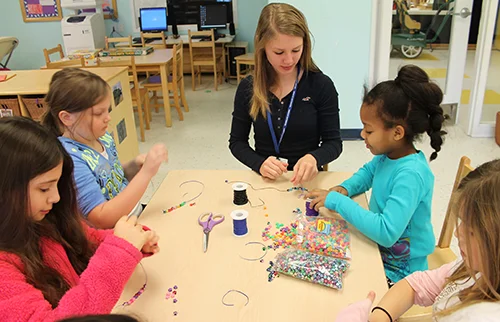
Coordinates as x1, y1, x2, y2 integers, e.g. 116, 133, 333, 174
274, 0, 373, 129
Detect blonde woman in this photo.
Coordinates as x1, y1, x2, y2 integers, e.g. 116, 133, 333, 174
229, 3, 342, 185
336, 159, 500, 322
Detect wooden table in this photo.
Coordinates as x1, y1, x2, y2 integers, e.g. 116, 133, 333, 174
44, 49, 176, 127
113, 170, 388, 321
0, 68, 139, 163
235, 53, 255, 84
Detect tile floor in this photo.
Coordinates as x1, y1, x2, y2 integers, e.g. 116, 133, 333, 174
137, 75, 499, 257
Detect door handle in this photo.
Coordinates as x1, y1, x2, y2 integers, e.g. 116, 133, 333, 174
454, 7, 472, 19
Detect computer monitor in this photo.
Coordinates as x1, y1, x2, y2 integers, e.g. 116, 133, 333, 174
140, 7, 168, 33
199, 4, 227, 31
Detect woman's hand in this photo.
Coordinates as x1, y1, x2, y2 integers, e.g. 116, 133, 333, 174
259, 156, 288, 180
291, 154, 318, 185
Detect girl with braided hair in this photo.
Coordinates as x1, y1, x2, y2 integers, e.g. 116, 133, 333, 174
307, 65, 446, 285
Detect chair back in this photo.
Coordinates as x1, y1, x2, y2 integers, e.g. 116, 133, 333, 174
105, 36, 133, 49
46, 57, 84, 69
437, 156, 475, 248
141, 32, 167, 49
43, 44, 64, 65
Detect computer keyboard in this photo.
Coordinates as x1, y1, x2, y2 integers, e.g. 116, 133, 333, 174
132, 37, 161, 44
191, 35, 209, 40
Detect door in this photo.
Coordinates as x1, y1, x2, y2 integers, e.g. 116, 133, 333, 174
372, 0, 474, 116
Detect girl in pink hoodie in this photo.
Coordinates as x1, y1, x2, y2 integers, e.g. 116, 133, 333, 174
0, 117, 159, 322
336, 159, 500, 322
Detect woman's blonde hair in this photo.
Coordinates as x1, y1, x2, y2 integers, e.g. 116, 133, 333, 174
250, 3, 318, 120
437, 159, 500, 317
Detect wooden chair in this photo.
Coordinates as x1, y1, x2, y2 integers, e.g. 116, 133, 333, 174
46, 57, 85, 69
104, 36, 133, 49
43, 44, 64, 65
97, 56, 149, 142
188, 29, 224, 91
142, 42, 187, 125
141, 32, 167, 49
235, 53, 255, 84
399, 156, 474, 322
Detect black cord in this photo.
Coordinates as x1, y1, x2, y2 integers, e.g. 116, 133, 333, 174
371, 306, 393, 322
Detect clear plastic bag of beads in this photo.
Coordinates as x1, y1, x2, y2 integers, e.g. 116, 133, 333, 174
273, 249, 349, 289
294, 214, 351, 260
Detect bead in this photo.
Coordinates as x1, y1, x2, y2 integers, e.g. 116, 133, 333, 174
168, 288, 172, 292
173, 290, 177, 295
173, 299, 178, 303
173, 285, 178, 289
173, 311, 178, 316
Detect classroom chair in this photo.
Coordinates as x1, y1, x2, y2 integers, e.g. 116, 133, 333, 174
399, 156, 474, 322
46, 57, 85, 69
188, 29, 224, 91
43, 44, 65, 65
105, 36, 133, 49
141, 32, 167, 49
142, 42, 187, 126
96, 56, 149, 142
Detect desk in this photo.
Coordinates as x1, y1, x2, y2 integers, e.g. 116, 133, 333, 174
0, 68, 139, 163
125, 35, 235, 75
114, 170, 388, 321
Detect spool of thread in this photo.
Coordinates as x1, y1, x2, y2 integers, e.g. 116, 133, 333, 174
305, 198, 319, 217
231, 209, 249, 237
232, 183, 249, 206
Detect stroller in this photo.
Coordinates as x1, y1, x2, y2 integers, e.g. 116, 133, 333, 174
392, 0, 454, 58
0, 37, 19, 70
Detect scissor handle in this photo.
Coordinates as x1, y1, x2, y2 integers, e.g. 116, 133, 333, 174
198, 212, 225, 231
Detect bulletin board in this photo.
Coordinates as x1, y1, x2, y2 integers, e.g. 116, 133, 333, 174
19, 0, 62, 22
82, 0, 118, 19
102, 0, 118, 20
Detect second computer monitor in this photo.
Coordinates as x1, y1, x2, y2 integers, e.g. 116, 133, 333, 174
140, 7, 168, 33
199, 4, 227, 31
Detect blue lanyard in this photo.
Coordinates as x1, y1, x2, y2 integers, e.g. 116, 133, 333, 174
266, 66, 300, 155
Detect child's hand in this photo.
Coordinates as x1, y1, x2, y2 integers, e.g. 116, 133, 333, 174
259, 156, 287, 180
135, 154, 147, 169
291, 154, 318, 185
142, 144, 168, 178
114, 216, 153, 251
328, 185, 348, 196
335, 291, 376, 322
141, 228, 160, 254
305, 189, 329, 211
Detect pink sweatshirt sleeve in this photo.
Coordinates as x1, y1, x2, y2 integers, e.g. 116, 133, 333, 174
84, 224, 113, 245
0, 234, 142, 322
405, 261, 458, 307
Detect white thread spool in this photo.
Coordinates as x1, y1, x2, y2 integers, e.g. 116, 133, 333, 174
230, 209, 249, 237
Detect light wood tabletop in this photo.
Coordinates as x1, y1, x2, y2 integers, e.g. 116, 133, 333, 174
114, 170, 388, 321
0, 68, 126, 95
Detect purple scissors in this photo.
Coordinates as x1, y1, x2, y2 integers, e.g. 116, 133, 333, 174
198, 212, 225, 253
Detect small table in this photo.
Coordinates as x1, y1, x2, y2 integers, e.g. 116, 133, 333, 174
235, 53, 255, 84
113, 170, 388, 321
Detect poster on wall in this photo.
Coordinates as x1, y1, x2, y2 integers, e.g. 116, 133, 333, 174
19, 0, 62, 22
82, 0, 118, 19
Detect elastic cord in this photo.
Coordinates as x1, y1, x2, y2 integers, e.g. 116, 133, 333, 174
371, 306, 393, 322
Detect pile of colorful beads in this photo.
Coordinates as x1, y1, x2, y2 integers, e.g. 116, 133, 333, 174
273, 249, 349, 289
296, 217, 351, 259
261, 222, 298, 250
165, 285, 178, 302
162, 202, 197, 214
286, 187, 308, 192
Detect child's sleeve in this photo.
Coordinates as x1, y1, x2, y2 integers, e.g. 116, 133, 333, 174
405, 261, 458, 306
72, 157, 107, 217
324, 169, 425, 247
0, 235, 142, 322
339, 157, 379, 197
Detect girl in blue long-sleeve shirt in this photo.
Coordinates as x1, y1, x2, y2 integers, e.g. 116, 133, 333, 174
307, 65, 446, 284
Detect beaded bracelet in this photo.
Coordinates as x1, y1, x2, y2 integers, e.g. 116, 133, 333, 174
371, 306, 393, 322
